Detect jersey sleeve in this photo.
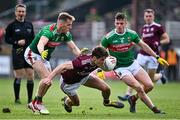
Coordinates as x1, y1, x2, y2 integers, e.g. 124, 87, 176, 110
65, 32, 72, 42
158, 25, 165, 36
131, 32, 141, 44
101, 36, 109, 48
41, 29, 53, 39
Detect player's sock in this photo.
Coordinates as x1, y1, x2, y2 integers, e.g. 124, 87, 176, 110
36, 96, 43, 102
14, 78, 21, 103
27, 80, 34, 103
128, 95, 137, 113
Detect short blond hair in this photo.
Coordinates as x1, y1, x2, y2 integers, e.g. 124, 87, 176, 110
58, 12, 75, 21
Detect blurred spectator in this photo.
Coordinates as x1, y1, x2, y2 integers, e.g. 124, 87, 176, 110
159, 49, 166, 59
86, 7, 102, 22
167, 46, 179, 81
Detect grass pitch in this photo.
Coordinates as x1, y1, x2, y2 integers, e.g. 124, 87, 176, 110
0, 78, 180, 119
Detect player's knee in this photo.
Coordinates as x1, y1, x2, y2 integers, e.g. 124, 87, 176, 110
27, 76, 34, 80
144, 83, 154, 92
135, 85, 144, 94
27, 73, 34, 79
14, 72, 24, 78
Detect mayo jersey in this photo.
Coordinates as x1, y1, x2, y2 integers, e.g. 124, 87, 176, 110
29, 23, 72, 60
101, 28, 140, 67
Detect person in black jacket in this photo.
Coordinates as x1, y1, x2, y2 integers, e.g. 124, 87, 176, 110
5, 4, 34, 104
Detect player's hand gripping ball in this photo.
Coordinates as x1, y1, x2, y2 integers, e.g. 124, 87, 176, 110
102, 56, 117, 71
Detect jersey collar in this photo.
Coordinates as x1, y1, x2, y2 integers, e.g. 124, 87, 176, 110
115, 28, 126, 35
144, 21, 155, 27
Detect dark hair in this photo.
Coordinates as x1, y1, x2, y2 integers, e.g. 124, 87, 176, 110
58, 12, 75, 21
92, 46, 108, 58
115, 12, 127, 20
144, 9, 155, 14
15, 4, 26, 10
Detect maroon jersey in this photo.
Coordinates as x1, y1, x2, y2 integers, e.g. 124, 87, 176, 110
61, 54, 98, 84
139, 22, 165, 56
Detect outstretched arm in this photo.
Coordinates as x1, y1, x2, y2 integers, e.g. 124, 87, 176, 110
67, 41, 81, 57
137, 40, 169, 66
43, 61, 73, 85
37, 36, 49, 54
137, 40, 157, 58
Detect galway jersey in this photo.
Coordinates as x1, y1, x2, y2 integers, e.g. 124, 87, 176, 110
62, 54, 98, 84
29, 23, 72, 60
140, 22, 165, 56
101, 28, 140, 67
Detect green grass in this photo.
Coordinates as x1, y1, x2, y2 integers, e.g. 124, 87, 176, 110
0, 78, 180, 119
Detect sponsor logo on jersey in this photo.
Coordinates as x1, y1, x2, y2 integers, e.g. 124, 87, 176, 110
142, 33, 154, 38
108, 42, 134, 52
46, 41, 61, 47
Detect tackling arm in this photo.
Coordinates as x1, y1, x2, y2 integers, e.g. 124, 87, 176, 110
43, 61, 73, 85
138, 40, 169, 66
48, 61, 73, 80
67, 41, 81, 57
138, 40, 157, 58
37, 36, 49, 54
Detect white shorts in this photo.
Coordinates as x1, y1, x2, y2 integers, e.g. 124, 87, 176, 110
24, 47, 52, 71
136, 53, 158, 69
60, 75, 90, 96
115, 60, 141, 79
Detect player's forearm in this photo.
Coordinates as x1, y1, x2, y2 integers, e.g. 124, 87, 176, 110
37, 43, 45, 54
72, 47, 81, 57
160, 33, 170, 44
48, 65, 63, 80
141, 43, 157, 58
160, 38, 170, 44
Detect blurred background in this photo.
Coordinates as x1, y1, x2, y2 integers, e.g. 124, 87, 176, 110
0, 0, 180, 81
